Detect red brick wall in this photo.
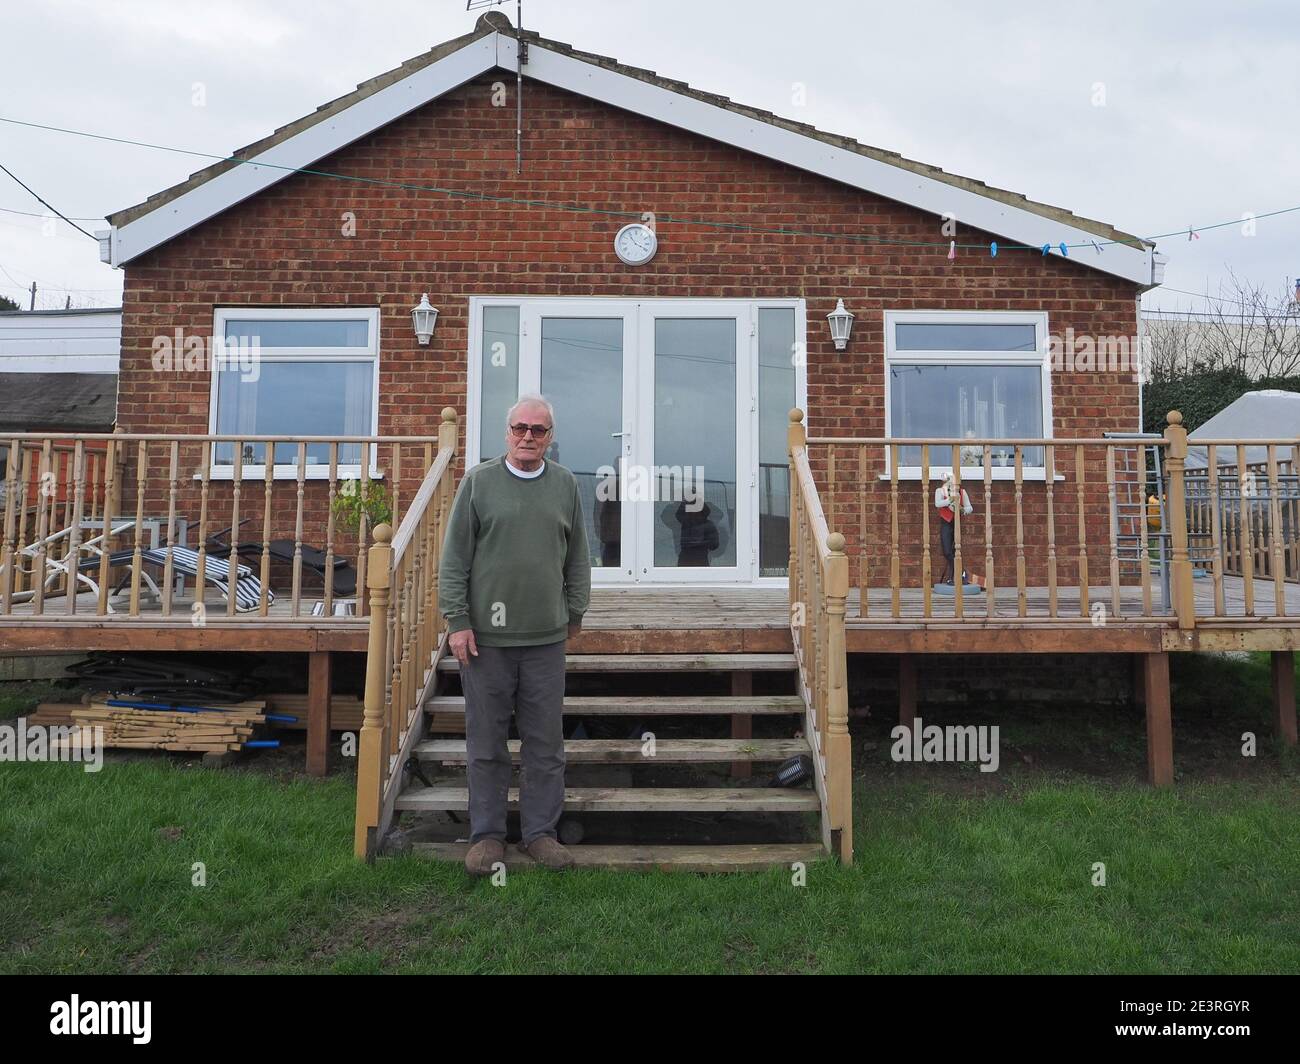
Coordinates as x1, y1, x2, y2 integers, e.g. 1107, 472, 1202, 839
115, 73, 1142, 585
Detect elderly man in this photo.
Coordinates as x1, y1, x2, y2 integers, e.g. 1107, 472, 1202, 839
439, 394, 591, 875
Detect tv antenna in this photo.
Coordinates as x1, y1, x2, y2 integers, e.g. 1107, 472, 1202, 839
467, 0, 527, 173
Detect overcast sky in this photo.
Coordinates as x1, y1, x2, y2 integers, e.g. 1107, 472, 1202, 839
1, 0, 1295, 314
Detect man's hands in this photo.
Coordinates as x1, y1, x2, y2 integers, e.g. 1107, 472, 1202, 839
449, 628, 478, 666
451, 623, 578, 662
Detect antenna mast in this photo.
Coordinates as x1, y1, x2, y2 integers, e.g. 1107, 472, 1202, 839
468, 0, 526, 173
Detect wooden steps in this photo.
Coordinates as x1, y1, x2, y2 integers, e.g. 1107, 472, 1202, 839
396, 649, 822, 871
424, 694, 805, 716
409, 842, 825, 873
436, 652, 797, 673
415, 737, 810, 763
395, 785, 820, 813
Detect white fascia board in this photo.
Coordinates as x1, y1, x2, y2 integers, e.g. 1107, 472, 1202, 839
111, 34, 500, 266
507, 37, 1153, 286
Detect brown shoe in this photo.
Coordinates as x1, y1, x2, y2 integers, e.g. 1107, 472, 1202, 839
464, 838, 505, 877
519, 835, 575, 871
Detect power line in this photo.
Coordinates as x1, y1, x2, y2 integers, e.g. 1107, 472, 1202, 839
0, 204, 103, 222
0, 160, 97, 240
1148, 283, 1298, 310
3, 113, 1299, 254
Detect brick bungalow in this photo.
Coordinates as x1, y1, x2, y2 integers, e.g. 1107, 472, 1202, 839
98, 10, 1163, 591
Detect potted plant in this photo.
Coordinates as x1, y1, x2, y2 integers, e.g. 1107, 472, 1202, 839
332, 478, 392, 535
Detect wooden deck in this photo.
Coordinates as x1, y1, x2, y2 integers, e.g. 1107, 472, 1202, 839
2, 578, 1296, 655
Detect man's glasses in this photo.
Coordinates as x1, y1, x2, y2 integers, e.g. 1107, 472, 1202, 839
509, 422, 553, 439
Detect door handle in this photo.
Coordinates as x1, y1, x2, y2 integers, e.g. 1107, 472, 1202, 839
611, 431, 631, 438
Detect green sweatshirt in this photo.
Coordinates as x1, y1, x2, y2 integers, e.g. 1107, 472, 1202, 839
438, 457, 591, 647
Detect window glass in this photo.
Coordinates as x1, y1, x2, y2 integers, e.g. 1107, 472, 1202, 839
889, 363, 1043, 467
540, 317, 623, 568
758, 308, 795, 576
654, 318, 737, 568
895, 322, 1038, 353
214, 360, 373, 466
479, 306, 520, 462
223, 318, 370, 348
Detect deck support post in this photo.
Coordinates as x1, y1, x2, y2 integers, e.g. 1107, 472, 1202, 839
307, 650, 332, 776
1271, 650, 1297, 747
899, 654, 918, 728
1143, 651, 1174, 786
730, 670, 752, 779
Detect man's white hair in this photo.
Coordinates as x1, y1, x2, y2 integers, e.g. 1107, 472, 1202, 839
506, 393, 556, 427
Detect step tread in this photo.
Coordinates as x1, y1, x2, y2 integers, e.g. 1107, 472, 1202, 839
414, 737, 810, 763
395, 785, 820, 813
408, 842, 826, 872
425, 695, 805, 716
437, 653, 797, 673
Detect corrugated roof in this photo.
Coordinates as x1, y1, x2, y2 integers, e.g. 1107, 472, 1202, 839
1187, 390, 1299, 467
0, 372, 118, 432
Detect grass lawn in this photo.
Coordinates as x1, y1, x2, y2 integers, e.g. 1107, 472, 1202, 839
0, 654, 1297, 974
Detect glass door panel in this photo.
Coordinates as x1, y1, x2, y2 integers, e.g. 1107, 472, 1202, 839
637, 307, 750, 581
519, 303, 636, 582
540, 317, 626, 572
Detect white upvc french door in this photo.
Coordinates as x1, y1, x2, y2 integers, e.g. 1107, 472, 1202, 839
470, 297, 803, 585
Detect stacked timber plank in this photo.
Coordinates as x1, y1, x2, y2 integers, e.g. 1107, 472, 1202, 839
31, 697, 269, 753
265, 693, 364, 732
260, 693, 464, 736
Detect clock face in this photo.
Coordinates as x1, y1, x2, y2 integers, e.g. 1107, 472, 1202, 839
614, 222, 658, 266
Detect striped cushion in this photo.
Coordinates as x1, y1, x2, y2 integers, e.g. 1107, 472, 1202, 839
140, 546, 273, 612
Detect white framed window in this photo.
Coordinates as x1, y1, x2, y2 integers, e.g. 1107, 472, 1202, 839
884, 310, 1052, 480
208, 307, 381, 480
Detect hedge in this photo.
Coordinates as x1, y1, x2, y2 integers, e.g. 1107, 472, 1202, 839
1142, 371, 1300, 434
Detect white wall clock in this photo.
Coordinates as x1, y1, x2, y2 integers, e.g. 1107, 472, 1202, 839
614, 222, 658, 266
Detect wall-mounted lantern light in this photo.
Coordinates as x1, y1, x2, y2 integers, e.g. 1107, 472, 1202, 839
827, 298, 855, 351
411, 293, 439, 345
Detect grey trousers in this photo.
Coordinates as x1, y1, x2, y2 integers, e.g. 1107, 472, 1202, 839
460, 639, 567, 845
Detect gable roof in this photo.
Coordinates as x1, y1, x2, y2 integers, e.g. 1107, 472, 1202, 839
100, 11, 1157, 286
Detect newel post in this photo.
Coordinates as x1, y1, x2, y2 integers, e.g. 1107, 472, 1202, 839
354, 522, 393, 859
824, 531, 853, 863
438, 406, 459, 456
788, 409, 806, 620
1163, 411, 1196, 630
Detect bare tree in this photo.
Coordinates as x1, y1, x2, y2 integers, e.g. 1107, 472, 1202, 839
1198, 269, 1300, 378
1143, 313, 1205, 381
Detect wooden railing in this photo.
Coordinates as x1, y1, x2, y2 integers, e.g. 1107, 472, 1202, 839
798, 412, 1236, 626
354, 408, 459, 859
0, 439, 111, 606
0, 431, 443, 621
787, 410, 852, 863
1186, 453, 1299, 613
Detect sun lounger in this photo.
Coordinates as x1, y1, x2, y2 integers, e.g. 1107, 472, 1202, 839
79, 545, 273, 613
